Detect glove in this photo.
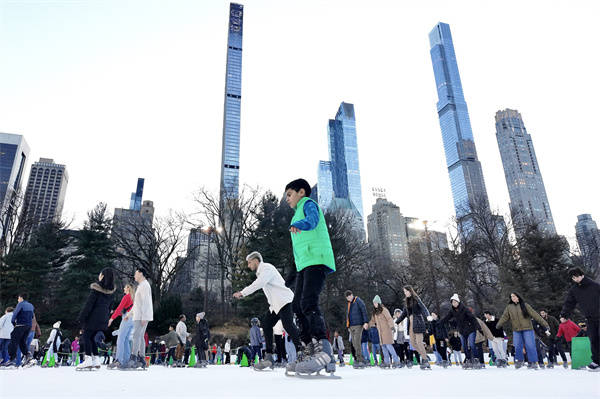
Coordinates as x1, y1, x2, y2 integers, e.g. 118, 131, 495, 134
545, 330, 551, 337
426, 316, 433, 322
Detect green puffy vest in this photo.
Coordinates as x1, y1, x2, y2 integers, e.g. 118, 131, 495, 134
290, 197, 336, 272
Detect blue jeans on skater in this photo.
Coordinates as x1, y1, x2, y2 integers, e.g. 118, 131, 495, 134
116, 318, 134, 363
381, 344, 400, 365
0, 338, 10, 363
460, 332, 477, 361
433, 344, 442, 363
251, 345, 261, 362
361, 342, 370, 363
16, 330, 34, 365
513, 329, 538, 363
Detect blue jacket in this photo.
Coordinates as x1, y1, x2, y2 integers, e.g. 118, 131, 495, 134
250, 326, 262, 346
347, 297, 369, 327
11, 300, 34, 327
369, 326, 380, 345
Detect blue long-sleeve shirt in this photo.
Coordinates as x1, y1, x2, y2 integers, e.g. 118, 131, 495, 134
291, 200, 320, 231
250, 325, 263, 346
11, 300, 34, 327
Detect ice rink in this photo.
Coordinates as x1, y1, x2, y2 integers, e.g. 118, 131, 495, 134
1, 364, 598, 399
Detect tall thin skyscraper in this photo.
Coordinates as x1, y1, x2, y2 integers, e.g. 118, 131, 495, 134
575, 214, 600, 276
0, 133, 30, 241
317, 161, 334, 210
219, 3, 244, 203
495, 109, 556, 235
22, 158, 68, 226
429, 23, 489, 218
129, 178, 145, 211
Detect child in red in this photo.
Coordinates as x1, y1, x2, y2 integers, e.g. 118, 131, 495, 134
557, 317, 581, 355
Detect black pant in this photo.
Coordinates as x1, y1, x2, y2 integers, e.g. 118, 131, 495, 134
9, 325, 30, 360
547, 339, 567, 363
274, 335, 286, 362
262, 303, 302, 354
224, 352, 230, 364
82, 329, 100, 356
292, 265, 328, 343
435, 339, 448, 361
588, 317, 599, 364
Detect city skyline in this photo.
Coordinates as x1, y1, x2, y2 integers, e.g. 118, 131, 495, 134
0, 1, 598, 247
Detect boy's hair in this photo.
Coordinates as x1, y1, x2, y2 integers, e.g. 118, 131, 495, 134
245, 251, 263, 263
344, 290, 353, 297
5, 306, 14, 313
285, 179, 311, 197
136, 267, 148, 278
568, 267, 584, 277
483, 310, 493, 315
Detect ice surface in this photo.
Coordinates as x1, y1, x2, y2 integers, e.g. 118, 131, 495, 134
1, 363, 598, 399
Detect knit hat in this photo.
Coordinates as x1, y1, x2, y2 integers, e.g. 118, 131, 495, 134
450, 294, 460, 303
196, 312, 205, 319
393, 308, 402, 314
372, 295, 382, 305
53, 321, 61, 328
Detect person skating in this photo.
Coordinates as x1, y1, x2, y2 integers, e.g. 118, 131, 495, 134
193, 312, 210, 367
175, 314, 189, 366
233, 250, 304, 370
107, 283, 134, 369
496, 292, 550, 370
428, 313, 450, 367
437, 294, 481, 369
70, 336, 80, 366
157, 325, 179, 366
224, 338, 231, 364
249, 317, 263, 364
557, 316, 580, 362
285, 179, 336, 376
1, 295, 35, 369
560, 267, 600, 372
45, 321, 62, 367
395, 286, 431, 370
474, 317, 494, 368
344, 290, 369, 369
369, 295, 401, 368
332, 331, 345, 367
483, 311, 508, 367
0, 307, 14, 365
392, 308, 410, 368
77, 268, 116, 370
449, 331, 463, 366
538, 310, 566, 369
121, 268, 153, 370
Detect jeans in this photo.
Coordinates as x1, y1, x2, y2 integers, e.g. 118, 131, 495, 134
116, 318, 134, 363
337, 349, 344, 364
513, 329, 538, 363
261, 304, 301, 354
250, 345, 261, 361
16, 330, 34, 365
285, 337, 297, 363
460, 332, 477, 361
0, 338, 10, 363
361, 342, 370, 362
292, 265, 328, 343
451, 350, 462, 364
372, 343, 380, 361
349, 325, 366, 363
381, 344, 400, 365
131, 320, 149, 358
489, 338, 507, 360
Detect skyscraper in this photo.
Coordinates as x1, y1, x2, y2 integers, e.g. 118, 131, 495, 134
129, 178, 145, 211
575, 214, 600, 276
22, 158, 68, 227
317, 161, 334, 210
219, 3, 244, 203
495, 109, 556, 235
429, 23, 489, 218
0, 133, 30, 242
367, 197, 409, 266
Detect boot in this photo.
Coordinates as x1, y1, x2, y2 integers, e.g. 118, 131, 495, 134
137, 355, 147, 369
107, 360, 121, 370
420, 359, 431, 370
253, 353, 274, 370
76, 355, 94, 370
514, 360, 524, 369
563, 361, 569, 369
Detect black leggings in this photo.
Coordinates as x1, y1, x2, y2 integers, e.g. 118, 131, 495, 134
292, 265, 328, 343
82, 329, 100, 356
262, 303, 302, 354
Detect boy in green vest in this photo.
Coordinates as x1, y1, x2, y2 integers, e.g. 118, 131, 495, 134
284, 178, 337, 375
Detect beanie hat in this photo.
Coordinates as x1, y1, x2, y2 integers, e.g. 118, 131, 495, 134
53, 321, 61, 328
373, 295, 382, 305
393, 308, 402, 314
196, 312, 205, 319
450, 294, 460, 303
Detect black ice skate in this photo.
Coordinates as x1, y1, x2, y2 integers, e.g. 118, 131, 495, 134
295, 339, 340, 379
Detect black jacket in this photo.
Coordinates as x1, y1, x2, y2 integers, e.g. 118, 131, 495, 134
440, 303, 480, 337
194, 319, 210, 350
78, 283, 116, 332
396, 298, 430, 334
449, 336, 462, 351
484, 318, 505, 338
561, 277, 600, 320
429, 319, 449, 340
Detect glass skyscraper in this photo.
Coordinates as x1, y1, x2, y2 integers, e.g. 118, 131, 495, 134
0, 133, 29, 242
429, 23, 489, 218
219, 3, 244, 202
575, 214, 600, 276
495, 109, 556, 235
317, 160, 334, 210
129, 178, 144, 211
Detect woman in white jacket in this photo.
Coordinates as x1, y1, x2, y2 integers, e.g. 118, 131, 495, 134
122, 268, 153, 369
0, 307, 14, 364
46, 321, 62, 366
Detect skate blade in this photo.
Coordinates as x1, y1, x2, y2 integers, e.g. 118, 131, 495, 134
295, 372, 341, 379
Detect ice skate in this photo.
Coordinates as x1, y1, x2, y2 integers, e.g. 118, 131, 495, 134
92, 355, 102, 369
76, 355, 95, 371
563, 361, 569, 369
253, 353, 274, 371
587, 362, 599, 372
0, 360, 18, 370
527, 362, 539, 370
285, 341, 312, 376
546, 361, 554, 369
295, 339, 340, 378
419, 359, 431, 370
514, 360, 524, 369
107, 360, 120, 370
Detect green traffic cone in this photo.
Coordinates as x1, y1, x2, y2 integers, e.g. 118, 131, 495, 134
169, 356, 174, 366
188, 346, 197, 367
413, 356, 418, 365
49, 353, 55, 367
369, 352, 375, 366
240, 353, 249, 367
378, 354, 382, 365
489, 358, 494, 366
254, 354, 259, 364
349, 354, 354, 366
41, 351, 48, 367
217, 356, 221, 365
75, 353, 80, 366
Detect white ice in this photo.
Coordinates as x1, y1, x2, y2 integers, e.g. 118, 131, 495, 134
2, 363, 599, 399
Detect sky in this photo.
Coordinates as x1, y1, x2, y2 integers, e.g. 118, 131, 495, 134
0, 0, 598, 247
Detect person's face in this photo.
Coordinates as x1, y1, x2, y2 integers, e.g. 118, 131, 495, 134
98, 272, 103, 282
247, 258, 260, 271
373, 302, 379, 308
484, 313, 492, 321
540, 311, 547, 318
560, 317, 566, 323
346, 294, 354, 302
451, 300, 459, 308
510, 294, 519, 304
285, 188, 304, 209
403, 289, 411, 298
196, 316, 201, 323
334, 332, 339, 337
181, 316, 186, 322
17, 296, 23, 303
572, 275, 584, 283
169, 326, 174, 331
394, 311, 401, 318
431, 313, 438, 320
135, 270, 143, 282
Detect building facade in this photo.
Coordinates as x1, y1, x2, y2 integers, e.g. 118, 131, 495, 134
495, 109, 555, 235
129, 178, 145, 211
429, 23, 489, 218
575, 214, 600, 276
22, 158, 68, 227
367, 198, 409, 266
0, 133, 30, 242
219, 2, 244, 203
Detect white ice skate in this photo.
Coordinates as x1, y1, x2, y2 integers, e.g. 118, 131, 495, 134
92, 355, 102, 369
76, 356, 96, 371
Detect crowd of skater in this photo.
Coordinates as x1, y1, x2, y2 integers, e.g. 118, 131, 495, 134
0, 179, 598, 376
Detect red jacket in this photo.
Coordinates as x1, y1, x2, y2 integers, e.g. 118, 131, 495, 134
557, 320, 580, 342
110, 294, 133, 320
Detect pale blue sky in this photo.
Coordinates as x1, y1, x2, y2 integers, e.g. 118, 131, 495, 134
1, 0, 598, 247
